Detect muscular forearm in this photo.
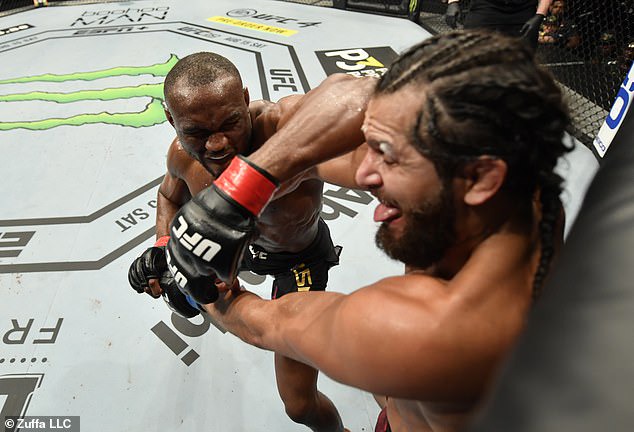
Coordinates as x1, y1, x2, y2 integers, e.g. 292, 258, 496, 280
155, 190, 181, 238
203, 289, 345, 367
316, 144, 368, 188
203, 290, 270, 349
249, 74, 374, 182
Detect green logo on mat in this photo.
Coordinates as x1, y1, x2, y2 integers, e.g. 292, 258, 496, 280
0, 54, 178, 130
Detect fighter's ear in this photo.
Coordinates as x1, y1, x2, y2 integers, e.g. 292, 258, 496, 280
461, 156, 507, 206
243, 87, 250, 106
164, 103, 175, 128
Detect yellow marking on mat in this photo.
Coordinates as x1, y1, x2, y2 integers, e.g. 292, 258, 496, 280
207, 16, 297, 36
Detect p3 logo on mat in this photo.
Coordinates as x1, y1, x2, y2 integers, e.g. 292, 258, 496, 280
316, 46, 398, 78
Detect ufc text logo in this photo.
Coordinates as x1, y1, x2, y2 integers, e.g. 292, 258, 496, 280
165, 248, 187, 289
171, 215, 222, 262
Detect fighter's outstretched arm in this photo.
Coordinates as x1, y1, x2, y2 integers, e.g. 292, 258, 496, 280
165, 74, 375, 296
250, 73, 375, 182
315, 143, 369, 189
203, 276, 493, 401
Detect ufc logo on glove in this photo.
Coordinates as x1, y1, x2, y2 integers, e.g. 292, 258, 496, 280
171, 215, 222, 261
165, 247, 189, 290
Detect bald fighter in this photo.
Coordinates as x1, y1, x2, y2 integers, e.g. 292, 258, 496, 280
128, 52, 374, 432
165, 31, 571, 431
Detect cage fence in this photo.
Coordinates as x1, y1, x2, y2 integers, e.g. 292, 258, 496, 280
1, 0, 632, 147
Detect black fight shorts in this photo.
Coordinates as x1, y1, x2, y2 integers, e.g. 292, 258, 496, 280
242, 219, 341, 299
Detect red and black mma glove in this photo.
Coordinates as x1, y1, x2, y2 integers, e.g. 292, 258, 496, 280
128, 236, 171, 296
128, 236, 201, 318
166, 155, 279, 304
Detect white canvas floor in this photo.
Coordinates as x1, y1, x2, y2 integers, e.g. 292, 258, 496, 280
0, 1, 598, 431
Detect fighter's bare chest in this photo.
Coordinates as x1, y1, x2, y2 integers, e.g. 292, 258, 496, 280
183, 165, 323, 244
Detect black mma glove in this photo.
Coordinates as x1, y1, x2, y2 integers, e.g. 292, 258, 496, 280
159, 270, 202, 319
166, 155, 279, 305
520, 13, 545, 51
445, 1, 462, 29
128, 237, 171, 297
128, 236, 201, 318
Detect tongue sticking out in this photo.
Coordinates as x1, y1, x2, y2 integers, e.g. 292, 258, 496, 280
374, 202, 401, 223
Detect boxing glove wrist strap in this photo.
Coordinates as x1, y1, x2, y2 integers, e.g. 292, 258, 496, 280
214, 155, 280, 216
154, 235, 170, 248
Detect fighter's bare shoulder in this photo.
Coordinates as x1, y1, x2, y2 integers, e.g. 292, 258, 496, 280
248, 95, 303, 143
166, 136, 199, 180
328, 273, 512, 399
249, 73, 375, 138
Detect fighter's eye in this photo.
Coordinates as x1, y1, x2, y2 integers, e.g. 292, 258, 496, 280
184, 129, 210, 140
378, 142, 397, 164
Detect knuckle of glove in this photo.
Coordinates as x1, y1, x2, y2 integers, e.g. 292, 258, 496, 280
128, 255, 151, 293
158, 271, 201, 318
198, 185, 256, 230
128, 246, 168, 294
166, 235, 209, 277
188, 276, 220, 305
141, 246, 167, 279
170, 193, 254, 282
164, 241, 217, 304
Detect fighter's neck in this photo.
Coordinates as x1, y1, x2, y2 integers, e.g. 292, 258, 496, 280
408, 202, 535, 281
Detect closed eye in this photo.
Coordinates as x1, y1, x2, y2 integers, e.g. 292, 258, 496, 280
183, 128, 210, 139
378, 141, 397, 165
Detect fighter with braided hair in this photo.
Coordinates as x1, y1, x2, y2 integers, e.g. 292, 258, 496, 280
166, 30, 572, 432
378, 30, 570, 300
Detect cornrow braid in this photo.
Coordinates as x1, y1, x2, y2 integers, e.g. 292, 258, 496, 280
533, 181, 562, 300
380, 30, 573, 299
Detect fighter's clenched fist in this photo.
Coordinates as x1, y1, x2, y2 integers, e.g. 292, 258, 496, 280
128, 237, 201, 318
166, 155, 279, 304
128, 237, 171, 298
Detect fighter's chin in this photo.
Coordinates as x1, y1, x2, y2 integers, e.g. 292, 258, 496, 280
375, 224, 402, 255
378, 217, 406, 240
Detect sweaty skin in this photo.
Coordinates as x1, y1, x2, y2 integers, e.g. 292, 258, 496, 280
157, 101, 324, 254
201, 81, 565, 432
151, 71, 375, 432
154, 73, 374, 264
206, 216, 545, 431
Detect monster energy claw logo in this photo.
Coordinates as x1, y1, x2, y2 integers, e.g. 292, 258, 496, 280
0, 54, 179, 130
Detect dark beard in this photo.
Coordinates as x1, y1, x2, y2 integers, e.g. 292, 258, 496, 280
375, 185, 456, 270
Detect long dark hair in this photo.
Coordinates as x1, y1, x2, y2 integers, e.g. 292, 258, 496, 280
377, 30, 572, 299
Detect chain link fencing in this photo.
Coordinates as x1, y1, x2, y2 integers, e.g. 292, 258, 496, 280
1, 0, 631, 147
